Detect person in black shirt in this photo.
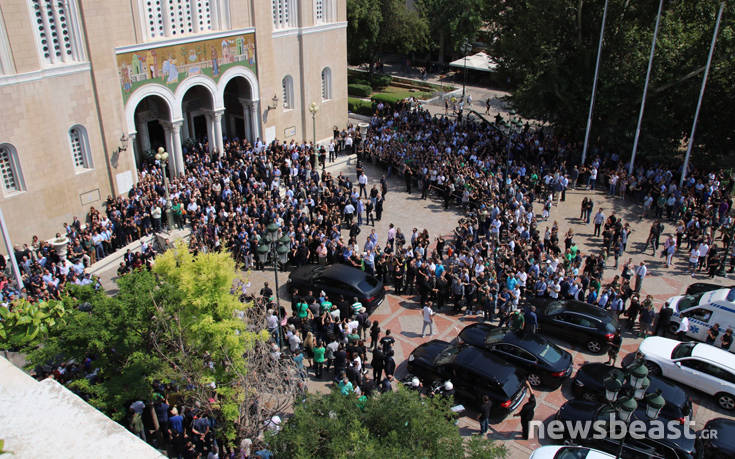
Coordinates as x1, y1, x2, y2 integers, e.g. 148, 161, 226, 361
479, 395, 493, 435
722, 328, 733, 351
371, 347, 385, 381
515, 388, 536, 440
655, 305, 673, 336
260, 282, 273, 300
383, 352, 396, 378
380, 329, 395, 355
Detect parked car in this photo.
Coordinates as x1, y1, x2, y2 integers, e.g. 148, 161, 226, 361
524, 297, 620, 353
638, 337, 735, 411
685, 283, 735, 295
555, 399, 696, 459
407, 339, 528, 418
287, 264, 385, 314
457, 323, 573, 388
530, 445, 615, 459
695, 417, 735, 459
665, 288, 735, 351
572, 362, 693, 423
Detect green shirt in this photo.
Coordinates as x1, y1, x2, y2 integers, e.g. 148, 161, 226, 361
351, 302, 362, 315
320, 301, 333, 313
297, 302, 309, 318
313, 346, 326, 363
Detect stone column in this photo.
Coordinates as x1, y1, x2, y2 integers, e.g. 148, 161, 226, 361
204, 111, 215, 153
128, 133, 139, 184
172, 120, 185, 175
239, 98, 252, 143
161, 121, 177, 177
136, 119, 151, 153
249, 101, 261, 142
214, 109, 225, 156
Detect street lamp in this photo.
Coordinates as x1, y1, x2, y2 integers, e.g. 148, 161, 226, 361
309, 102, 319, 166
461, 41, 472, 98
154, 147, 175, 230
601, 358, 665, 459
256, 223, 291, 349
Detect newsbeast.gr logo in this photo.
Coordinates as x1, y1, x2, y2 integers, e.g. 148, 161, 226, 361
528, 417, 718, 441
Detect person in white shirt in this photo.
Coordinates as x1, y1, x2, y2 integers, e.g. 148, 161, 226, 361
421, 302, 435, 337
634, 261, 647, 292
697, 241, 710, 271
676, 316, 690, 341
688, 248, 699, 276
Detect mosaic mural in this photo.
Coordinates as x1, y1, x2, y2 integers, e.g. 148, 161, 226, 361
116, 32, 256, 103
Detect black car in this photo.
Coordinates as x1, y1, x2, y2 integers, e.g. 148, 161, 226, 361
556, 400, 696, 459
685, 282, 735, 295
696, 418, 735, 459
287, 264, 385, 314
457, 323, 573, 388
407, 339, 528, 418
524, 297, 620, 354
572, 363, 693, 423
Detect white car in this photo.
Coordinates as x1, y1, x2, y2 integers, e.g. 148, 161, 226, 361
530, 445, 614, 459
638, 336, 735, 410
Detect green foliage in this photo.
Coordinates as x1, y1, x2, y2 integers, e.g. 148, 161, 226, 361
347, 76, 371, 87
269, 388, 506, 458
348, 83, 373, 97
19, 244, 269, 441
491, 0, 735, 163
348, 97, 375, 116
347, 0, 382, 65
416, 0, 488, 62
371, 73, 392, 89
0, 298, 69, 349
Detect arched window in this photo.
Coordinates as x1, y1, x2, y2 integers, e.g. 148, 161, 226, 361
282, 75, 294, 109
0, 144, 25, 194
321, 67, 332, 100
69, 125, 92, 169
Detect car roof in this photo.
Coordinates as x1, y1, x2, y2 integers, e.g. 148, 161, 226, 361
319, 264, 370, 285
555, 300, 610, 318
576, 363, 688, 407
706, 418, 735, 451
454, 345, 518, 382
692, 342, 735, 369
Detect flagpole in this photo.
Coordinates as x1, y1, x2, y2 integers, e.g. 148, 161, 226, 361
581, 0, 609, 166
0, 208, 23, 290
680, 2, 724, 187
629, 0, 664, 176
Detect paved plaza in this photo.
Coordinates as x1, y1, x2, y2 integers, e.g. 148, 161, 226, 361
86, 108, 734, 457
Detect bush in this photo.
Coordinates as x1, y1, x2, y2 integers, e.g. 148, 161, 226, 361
348, 76, 371, 87
371, 93, 407, 106
348, 97, 374, 116
348, 84, 372, 97
370, 74, 392, 88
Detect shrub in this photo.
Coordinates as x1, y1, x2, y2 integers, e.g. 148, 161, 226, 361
348, 76, 371, 87
371, 93, 407, 106
348, 84, 372, 97
348, 97, 374, 116
370, 74, 392, 88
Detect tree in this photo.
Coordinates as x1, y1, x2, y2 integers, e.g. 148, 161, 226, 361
347, 0, 382, 66
490, 0, 735, 165
416, 0, 488, 63
8, 244, 299, 443
269, 388, 507, 458
378, 0, 430, 58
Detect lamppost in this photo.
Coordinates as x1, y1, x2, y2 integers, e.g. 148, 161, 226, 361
309, 102, 319, 167
602, 358, 666, 459
155, 147, 175, 230
461, 41, 472, 99
256, 223, 291, 349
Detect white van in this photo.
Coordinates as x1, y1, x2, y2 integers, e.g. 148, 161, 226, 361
667, 287, 735, 352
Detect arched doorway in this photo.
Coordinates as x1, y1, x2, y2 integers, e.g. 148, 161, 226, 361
133, 95, 172, 172
181, 85, 215, 145
222, 76, 253, 143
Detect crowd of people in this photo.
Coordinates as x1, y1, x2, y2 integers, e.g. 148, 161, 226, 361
6, 94, 735, 450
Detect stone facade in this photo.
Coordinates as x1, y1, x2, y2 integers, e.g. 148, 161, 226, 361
0, 0, 347, 245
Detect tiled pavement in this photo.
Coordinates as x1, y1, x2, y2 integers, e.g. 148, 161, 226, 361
89, 120, 734, 457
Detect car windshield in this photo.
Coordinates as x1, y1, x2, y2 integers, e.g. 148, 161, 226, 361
501, 371, 523, 398
357, 277, 378, 291
545, 301, 564, 315
671, 342, 696, 359
433, 345, 461, 366
536, 342, 564, 364
677, 292, 704, 310
554, 447, 592, 459
728, 288, 735, 302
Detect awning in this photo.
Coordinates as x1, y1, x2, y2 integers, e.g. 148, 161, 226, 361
449, 51, 498, 73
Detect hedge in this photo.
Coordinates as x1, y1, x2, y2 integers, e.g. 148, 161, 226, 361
348, 84, 372, 97
370, 74, 392, 89
348, 76, 372, 87
370, 93, 408, 106
348, 97, 374, 116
